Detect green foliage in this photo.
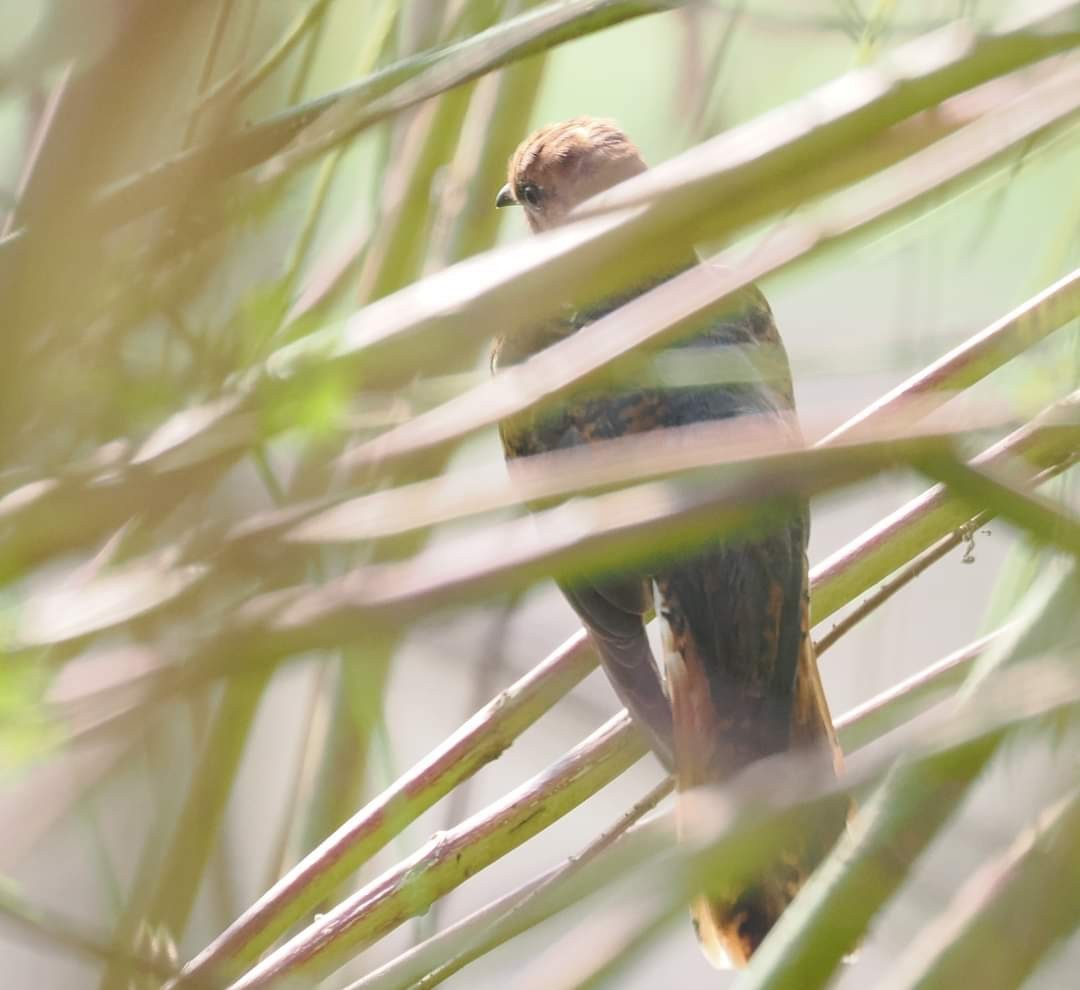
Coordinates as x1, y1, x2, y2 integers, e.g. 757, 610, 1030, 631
0, 650, 58, 764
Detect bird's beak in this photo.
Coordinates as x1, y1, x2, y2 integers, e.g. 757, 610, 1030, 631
495, 183, 517, 209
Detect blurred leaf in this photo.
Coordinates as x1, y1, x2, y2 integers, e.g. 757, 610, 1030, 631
6, 45, 1074, 597
240, 281, 292, 350
0, 0, 123, 89
16, 555, 209, 648
963, 559, 1080, 698
145, 670, 271, 942
437, 2, 550, 264
45, 406, 1077, 745
86, 0, 688, 229
738, 562, 1080, 989
293, 645, 393, 908
198, 0, 339, 109
812, 394, 1079, 624
0, 872, 179, 985
0, 651, 58, 764
334, 78, 1080, 473
879, 787, 1080, 990
912, 453, 1080, 557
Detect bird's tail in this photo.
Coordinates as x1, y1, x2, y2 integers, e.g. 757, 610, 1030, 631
686, 788, 847, 968
662, 616, 848, 968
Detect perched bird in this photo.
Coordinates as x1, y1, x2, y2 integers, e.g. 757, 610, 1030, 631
493, 117, 846, 967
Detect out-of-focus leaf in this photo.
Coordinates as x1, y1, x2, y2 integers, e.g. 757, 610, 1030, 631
437, 21, 549, 264
963, 559, 1080, 697
293, 644, 394, 908
6, 58, 1076, 594
0, 1, 123, 88
284, 405, 1037, 546
0, 652, 58, 764
45, 406, 1077, 743
198, 0, 339, 109
132, 395, 257, 472
812, 393, 1079, 624
85, 0, 687, 229
144, 671, 271, 941
737, 563, 1080, 990
912, 453, 1080, 557
335, 75, 1080, 473
879, 788, 1080, 990
0, 874, 179, 985
16, 555, 209, 648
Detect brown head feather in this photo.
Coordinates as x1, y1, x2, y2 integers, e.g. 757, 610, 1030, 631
502, 116, 647, 231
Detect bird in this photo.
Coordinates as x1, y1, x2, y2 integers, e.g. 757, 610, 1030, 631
491, 117, 846, 967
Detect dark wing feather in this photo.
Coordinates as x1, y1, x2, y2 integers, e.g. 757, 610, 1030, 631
654, 512, 811, 783
559, 581, 674, 769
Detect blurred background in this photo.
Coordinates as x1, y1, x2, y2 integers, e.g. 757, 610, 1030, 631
1, 1, 1078, 988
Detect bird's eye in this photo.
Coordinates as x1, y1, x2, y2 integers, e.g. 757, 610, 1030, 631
519, 183, 542, 207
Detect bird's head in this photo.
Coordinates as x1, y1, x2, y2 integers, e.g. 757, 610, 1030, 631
496, 116, 647, 232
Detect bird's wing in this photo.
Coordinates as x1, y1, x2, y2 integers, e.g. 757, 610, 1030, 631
792, 551, 844, 773
655, 514, 812, 783
559, 580, 674, 769
655, 517, 845, 967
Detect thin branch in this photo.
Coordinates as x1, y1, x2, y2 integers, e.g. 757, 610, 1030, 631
912, 454, 1080, 557
814, 521, 986, 655
834, 630, 1001, 754
166, 632, 595, 984
348, 778, 674, 990
818, 266, 1080, 445
811, 395, 1079, 624
428, 594, 520, 931
814, 444, 1077, 654
202, 712, 648, 990
341, 624, 1004, 990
